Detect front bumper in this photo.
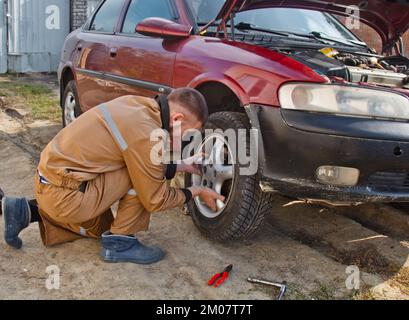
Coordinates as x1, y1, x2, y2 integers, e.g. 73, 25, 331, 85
245, 105, 409, 203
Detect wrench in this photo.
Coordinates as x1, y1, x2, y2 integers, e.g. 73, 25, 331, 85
247, 277, 287, 300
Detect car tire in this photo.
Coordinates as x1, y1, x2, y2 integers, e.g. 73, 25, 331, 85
185, 112, 274, 241
62, 80, 82, 127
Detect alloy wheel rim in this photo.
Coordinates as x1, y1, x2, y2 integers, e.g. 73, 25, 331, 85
64, 92, 76, 125
191, 133, 235, 218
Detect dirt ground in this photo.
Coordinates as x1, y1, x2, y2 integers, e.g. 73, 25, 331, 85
0, 74, 408, 300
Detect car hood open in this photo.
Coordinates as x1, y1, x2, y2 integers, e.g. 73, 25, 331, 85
215, 0, 409, 50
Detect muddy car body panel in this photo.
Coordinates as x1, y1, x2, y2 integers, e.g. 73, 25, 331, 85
172, 36, 327, 106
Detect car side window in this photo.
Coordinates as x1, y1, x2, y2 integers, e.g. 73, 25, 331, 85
89, 0, 124, 33
122, 0, 175, 34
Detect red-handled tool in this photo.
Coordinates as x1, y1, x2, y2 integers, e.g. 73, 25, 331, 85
208, 265, 233, 288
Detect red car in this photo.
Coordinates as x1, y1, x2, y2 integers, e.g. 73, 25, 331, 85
58, 0, 409, 240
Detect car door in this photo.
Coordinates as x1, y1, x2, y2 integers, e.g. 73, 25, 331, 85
75, 0, 126, 111
104, 0, 180, 102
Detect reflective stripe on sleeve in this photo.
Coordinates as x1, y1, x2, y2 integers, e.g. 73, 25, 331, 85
99, 104, 128, 152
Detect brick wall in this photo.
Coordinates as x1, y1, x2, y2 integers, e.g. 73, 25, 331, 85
71, 0, 88, 31
71, 0, 100, 31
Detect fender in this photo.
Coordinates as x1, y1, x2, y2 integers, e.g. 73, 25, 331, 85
187, 72, 249, 106
58, 63, 77, 105
59, 62, 76, 83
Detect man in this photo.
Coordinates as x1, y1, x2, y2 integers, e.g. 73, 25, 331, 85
1, 88, 224, 265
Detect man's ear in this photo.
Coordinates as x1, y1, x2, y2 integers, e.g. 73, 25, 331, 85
170, 112, 185, 124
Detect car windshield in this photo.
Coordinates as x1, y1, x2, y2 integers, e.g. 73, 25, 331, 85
187, 0, 359, 42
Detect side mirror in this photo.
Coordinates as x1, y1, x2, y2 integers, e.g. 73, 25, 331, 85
136, 17, 193, 38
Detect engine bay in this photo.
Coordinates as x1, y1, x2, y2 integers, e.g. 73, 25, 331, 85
287, 48, 409, 89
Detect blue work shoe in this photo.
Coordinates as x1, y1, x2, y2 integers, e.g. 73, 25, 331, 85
2, 197, 31, 249
100, 232, 165, 265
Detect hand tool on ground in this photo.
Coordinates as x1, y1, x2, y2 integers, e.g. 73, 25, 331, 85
208, 265, 233, 288
247, 277, 287, 300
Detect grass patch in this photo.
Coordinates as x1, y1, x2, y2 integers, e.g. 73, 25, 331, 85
0, 76, 60, 122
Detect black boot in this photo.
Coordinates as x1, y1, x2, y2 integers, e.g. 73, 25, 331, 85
2, 197, 31, 249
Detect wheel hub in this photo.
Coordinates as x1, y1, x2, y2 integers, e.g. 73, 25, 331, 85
202, 165, 217, 188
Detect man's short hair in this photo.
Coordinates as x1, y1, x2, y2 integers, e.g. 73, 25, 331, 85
168, 88, 208, 124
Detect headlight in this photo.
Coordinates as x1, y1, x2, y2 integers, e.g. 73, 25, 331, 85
279, 83, 409, 121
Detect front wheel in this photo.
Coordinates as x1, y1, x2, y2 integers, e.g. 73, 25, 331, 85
62, 80, 82, 127
185, 112, 274, 241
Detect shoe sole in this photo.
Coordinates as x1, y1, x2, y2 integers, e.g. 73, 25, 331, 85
1, 197, 5, 224
0, 188, 4, 215
2, 197, 11, 244
101, 253, 166, 265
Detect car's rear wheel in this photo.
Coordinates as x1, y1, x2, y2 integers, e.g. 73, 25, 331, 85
62, 80, 81, 127
185, 112, 274, 241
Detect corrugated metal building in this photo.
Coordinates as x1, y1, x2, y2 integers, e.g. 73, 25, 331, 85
0, 0, 98, 73
0, 1, 7, 73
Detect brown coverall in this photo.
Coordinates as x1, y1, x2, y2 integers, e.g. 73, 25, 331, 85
35, 95, 187, 246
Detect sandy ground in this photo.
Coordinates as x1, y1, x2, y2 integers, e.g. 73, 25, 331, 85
0, 75, 408, 300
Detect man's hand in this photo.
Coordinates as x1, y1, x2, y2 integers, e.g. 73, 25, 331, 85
188, 186, 226, 212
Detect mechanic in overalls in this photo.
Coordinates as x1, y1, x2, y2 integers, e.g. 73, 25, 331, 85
0, 88, 224, 265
